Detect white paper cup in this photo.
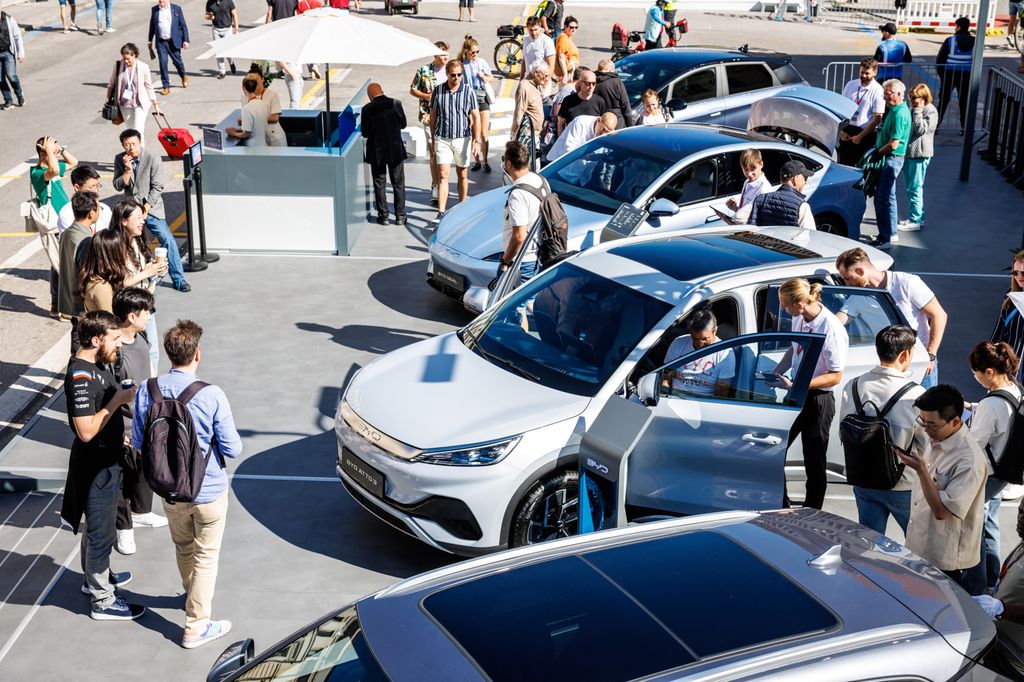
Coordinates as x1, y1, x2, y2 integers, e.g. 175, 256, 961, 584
153, 247, 167, 262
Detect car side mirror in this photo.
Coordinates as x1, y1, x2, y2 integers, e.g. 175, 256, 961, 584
637, 372, 660, 406
666, 98, 687, 113
207, 639, 255, 682
463, 286, 491, 314
649, 198, 680, 218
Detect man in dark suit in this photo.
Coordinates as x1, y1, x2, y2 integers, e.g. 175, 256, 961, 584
361, 83, 407, 225
147, 0, 190, 95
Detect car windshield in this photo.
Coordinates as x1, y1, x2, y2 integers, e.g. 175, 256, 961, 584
459, 263, 673, 397
616, 58, 682, 107
233, 605, 388, 682
543, 139, 674, 214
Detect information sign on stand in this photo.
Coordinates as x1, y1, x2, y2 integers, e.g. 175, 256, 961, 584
601, 203, 648, 243
578, 395, 654, 534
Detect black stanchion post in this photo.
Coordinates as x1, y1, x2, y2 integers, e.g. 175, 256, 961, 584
182, 160, 207, 273
193, 167, 219, 264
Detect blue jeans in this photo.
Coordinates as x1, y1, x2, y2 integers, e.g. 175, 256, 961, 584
145, 214, 186, 287
853, 486, 911, 536
521, 259, 538, 282
903, 157, 930, 225
81, 463, 122, 609
145, 313, 160, 373
961, 477, 1006, 595
0, 51, 23, 104
95, 0, 112, 29
921, 357, 938, 389
155, 38, 186, 90
872, 154, 905, 243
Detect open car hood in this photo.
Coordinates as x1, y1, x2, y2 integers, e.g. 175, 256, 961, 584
747, 86, 857, 156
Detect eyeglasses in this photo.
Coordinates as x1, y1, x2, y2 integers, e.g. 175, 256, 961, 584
580, 80, 596, 86
915, 415, 950, 430
567, 24, 578, 29
1012, 270, 1024, 278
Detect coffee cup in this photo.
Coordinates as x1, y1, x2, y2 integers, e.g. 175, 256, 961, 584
154, 247, 167, 262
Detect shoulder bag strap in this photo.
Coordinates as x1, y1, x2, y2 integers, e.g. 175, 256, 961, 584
852, 377, 865, 415
877, 381, 919, 419
146, 377, 163, 404
177, 380, 211, 406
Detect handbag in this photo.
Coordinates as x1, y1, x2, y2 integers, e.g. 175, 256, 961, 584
24, 177, 59, 235
483, 81, 497, 105
102, 60, 124, 124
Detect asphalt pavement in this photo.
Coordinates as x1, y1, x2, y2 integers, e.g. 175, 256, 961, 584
1, 1, 1024, 678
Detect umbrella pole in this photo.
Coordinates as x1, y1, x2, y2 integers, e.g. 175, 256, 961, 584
324, 63, 331, 149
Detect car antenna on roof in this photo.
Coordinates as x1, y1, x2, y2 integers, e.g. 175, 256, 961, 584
739, 43, 749, 54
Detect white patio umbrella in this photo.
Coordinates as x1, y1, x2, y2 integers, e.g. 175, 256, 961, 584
198, 7, 442, 115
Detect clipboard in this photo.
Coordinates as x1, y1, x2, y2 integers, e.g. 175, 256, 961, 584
711, 204, 738, 225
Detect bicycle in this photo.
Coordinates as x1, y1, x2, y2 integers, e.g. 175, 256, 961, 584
494, 24, 525, 78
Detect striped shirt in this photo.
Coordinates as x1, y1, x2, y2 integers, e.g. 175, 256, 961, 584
430, 81, 478, 140
992, 301, 1024, 380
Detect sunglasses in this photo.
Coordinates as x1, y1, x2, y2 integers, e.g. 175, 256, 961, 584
580, 80, 596, 86
449, 72, 463, 78
469, 50, 479, 55
567, 24, 578, 29
1013, 270, 1024, 278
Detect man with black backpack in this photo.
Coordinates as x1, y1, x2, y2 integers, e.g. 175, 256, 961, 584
131, 319, 241, 649
499, 140, 568, 281
839, 325, 928, 536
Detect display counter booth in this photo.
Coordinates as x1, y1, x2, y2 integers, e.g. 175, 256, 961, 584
193, 82, 371, 256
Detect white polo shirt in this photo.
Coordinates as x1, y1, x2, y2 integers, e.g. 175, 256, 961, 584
522, 33, 555, 77
790, 305, 849, 391
665, 335, 736, 396
57, 202, 112, 235
503, 173, 543, 262
842, 78, 886, 129
841, 271, 937, 348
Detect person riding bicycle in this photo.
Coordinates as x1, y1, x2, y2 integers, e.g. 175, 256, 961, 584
644, 0, 670, 51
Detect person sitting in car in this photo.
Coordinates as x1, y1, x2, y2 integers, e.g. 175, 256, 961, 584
662, 307, 735, 398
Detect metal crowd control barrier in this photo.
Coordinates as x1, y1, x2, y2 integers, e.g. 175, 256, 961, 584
979, 67, 1024, 190
817, 0, 994, 32
822, 60, 974, 133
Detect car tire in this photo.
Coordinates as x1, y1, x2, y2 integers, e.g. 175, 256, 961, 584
813, 212, 848, 238
508, 470, 606, 548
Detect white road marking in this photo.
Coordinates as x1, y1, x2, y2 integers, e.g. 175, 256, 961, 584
0, 162, 32, 193
0, 238, 43, 287
0, 492, 61, 576
0, 332, 72, 431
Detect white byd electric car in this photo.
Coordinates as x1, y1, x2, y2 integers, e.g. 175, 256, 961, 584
337, 228, 928, 556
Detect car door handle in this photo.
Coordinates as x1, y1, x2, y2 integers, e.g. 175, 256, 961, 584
705, 215, 718, 223
709, 111, 722, 117
742, 433, 783, 446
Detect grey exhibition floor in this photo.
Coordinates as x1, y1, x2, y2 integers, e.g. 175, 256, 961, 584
0, 140, 1022, 678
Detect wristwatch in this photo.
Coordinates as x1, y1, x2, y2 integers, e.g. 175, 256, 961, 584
928, 353, 937, 362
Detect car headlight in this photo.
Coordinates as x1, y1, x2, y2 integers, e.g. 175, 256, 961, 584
412, 436, 521, 466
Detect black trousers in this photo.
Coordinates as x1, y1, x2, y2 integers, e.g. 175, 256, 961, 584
370, 160, 406, 219
786, 389, 835, 510
937, 69, 970, 131
837, 125, 876, 167
114, 452, 155, 531
663, 9, 677, 41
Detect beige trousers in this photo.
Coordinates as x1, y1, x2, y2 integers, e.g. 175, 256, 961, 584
163, 491, 228, 634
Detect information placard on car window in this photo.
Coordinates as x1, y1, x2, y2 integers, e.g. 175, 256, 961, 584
602, 203, 648, 242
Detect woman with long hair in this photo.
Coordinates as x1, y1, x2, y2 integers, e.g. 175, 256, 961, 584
992, 249, 1024, 380
78, 229, 129, 313
961, 341, 1022, 595
773, 278, 850, 509
460, 35, 494, 173
111, 199, 166, 370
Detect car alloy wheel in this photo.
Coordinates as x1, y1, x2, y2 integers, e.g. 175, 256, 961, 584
509, 470, 606, 547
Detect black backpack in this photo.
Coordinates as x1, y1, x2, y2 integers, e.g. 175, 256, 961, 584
979, 389, 1024, 485
512, 178, 569, 269
141, 379, 222, 503
840, 378, 918, 490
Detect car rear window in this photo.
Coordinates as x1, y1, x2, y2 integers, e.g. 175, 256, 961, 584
726, 63, 774, 95
422, 531, 838, 682
772, 62, 804, 85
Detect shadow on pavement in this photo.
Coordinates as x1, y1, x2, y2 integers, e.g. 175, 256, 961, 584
295, 321, 433, 355
366, 260, 470, 325
232, 430, 455, 577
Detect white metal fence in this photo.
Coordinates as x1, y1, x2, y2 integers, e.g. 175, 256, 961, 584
817, 0, 994, 32
823, 60, 976, 132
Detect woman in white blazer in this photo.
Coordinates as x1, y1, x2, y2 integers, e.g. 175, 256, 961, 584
106, 42, 161, 140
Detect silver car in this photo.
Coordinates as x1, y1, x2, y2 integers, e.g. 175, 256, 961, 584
208, 509, 999, 682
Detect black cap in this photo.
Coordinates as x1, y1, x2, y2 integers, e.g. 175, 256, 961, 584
780, 159, 814, 180
955, 16, 970, 29
879, 22, 898, 34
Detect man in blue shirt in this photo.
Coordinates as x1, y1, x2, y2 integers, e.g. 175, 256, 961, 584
644, 0, 670, 51
133, 319, 241, 649
874, 23, 912, 82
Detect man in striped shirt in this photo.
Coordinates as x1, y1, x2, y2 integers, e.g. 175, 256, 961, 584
429, 60, 481, 224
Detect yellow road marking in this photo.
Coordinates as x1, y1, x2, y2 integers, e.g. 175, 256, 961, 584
498, 6, 534, 100
0, 232, 31, 237
301, 68, 337, 105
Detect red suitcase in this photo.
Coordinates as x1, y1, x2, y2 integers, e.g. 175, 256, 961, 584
152, 112, 195, 159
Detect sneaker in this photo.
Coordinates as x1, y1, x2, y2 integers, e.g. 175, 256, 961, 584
174, 281, 192, 293
430, 185, 438, 206
106, 26, 116, 33
432, 210, 446, 226
868, 237, 892, 250
182, 620, 232, 649
131, 511, 168, 528
69, 23, 80, 30
890, 233, 899, 244
897, 221, 922, 231
470, 161, 481, 171
115, 528, 136, 555
97, 27, 104, 35
91, 596, 146, 621
0, 102, 10, 110
81, 570, 133, 595
1003, 484, 1024, 501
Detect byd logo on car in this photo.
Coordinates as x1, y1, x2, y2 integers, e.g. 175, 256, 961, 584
356, 422, 382, 442
585, 458, 609, 475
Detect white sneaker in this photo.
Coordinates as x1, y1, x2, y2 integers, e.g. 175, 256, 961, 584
1003, 484, 1024, 501
890, 233, 899, 243
131, 512, 168, 528
115, 529, 136, 555
106, 26, 116, 33
898, 221, 921, 231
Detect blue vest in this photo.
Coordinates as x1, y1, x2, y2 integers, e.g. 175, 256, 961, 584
944, 35, 972, 72
750, 184, 806, 227
877, 39, 908, 80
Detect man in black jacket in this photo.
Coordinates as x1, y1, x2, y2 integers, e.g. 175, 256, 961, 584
361, 82, 407, 225
594, 59, 633, 128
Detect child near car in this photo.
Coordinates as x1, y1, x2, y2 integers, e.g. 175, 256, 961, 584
726, 148, 772, 213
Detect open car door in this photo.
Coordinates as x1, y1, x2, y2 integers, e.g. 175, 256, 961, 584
624, 331, 825, 516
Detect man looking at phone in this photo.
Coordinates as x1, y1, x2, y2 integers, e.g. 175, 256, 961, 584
898, 384, 987, 586
839, 325, 928, 536
663, 307, 735, 398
